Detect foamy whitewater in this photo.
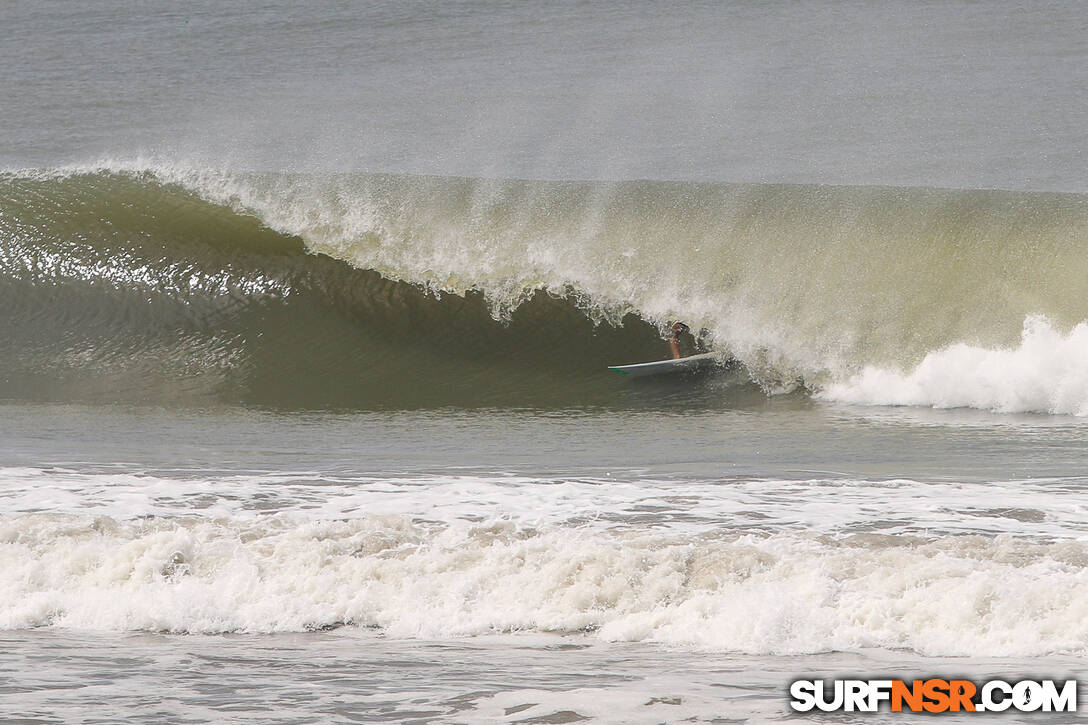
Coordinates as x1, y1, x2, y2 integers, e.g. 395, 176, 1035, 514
4, 403, 1088, 723
3, 451, 1088, 652
7, 512, 1088, 656
823, 317, 1088, 416
3, 1, 1088, 722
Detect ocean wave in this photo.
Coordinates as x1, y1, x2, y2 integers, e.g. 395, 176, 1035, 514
3, 163, 1088, 411
2, 512, 1086, 657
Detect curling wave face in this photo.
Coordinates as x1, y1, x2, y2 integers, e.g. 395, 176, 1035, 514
2, 164, 1088, 412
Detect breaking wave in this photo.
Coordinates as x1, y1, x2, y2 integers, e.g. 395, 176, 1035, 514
822, 316, 1088, 415
3, 512, 1087, 657
3, 162, 1087, 412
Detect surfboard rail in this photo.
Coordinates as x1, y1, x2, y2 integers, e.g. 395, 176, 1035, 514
607, 352, 719, 377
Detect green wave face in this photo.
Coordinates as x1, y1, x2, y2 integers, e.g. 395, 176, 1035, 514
2, 168, 1087, 409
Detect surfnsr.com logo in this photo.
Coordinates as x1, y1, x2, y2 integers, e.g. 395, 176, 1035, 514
789, 679, 1078, 713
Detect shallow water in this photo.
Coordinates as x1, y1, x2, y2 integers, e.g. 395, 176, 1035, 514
3, 630, 1086, 723
4, 404, 1088, 721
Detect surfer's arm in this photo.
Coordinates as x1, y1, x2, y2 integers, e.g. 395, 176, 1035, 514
668, 322, 689, 359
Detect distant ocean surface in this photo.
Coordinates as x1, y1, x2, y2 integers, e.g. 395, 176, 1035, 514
2, 2, 1087, 723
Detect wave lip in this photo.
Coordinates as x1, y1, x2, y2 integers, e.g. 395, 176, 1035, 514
821, 316, 1088, 416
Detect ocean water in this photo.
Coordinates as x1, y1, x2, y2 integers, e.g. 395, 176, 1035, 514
2, 2, 1088, 723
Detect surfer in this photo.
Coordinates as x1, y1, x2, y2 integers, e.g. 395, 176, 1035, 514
668, 322, 689, 359
607, 323, 716, 376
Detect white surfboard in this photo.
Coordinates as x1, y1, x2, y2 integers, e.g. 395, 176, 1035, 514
608, 352, 719, 377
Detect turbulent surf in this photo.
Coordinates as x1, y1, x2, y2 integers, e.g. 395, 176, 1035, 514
3, 163, 1088, 412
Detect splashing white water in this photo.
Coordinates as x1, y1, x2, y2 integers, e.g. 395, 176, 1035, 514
822, 316, 1088, 416
2, 513, 1088, 657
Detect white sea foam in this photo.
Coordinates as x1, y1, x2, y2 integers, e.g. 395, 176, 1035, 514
3, 467, 1085, 539
2, 513, 1087, 657
822, 316, 1088, 416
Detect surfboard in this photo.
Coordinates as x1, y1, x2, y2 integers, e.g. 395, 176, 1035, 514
608, 352, 719, 377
